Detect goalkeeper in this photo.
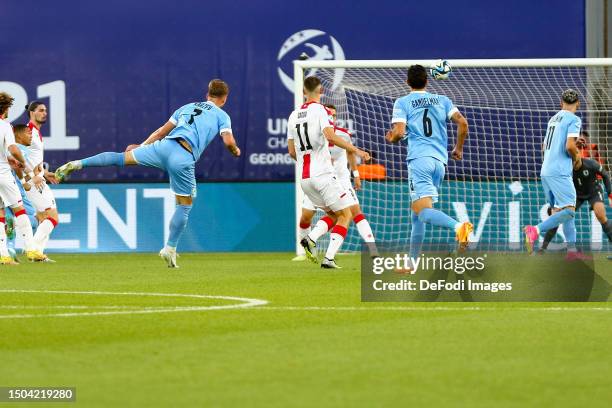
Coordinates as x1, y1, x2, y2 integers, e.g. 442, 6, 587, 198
539, 154, 612, 251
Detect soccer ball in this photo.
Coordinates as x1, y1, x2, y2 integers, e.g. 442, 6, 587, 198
430, 60, 452, 80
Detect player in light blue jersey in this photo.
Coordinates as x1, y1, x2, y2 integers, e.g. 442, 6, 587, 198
386, 65, 471, 264
55, 80, 241, 267
524, 89, 585, 259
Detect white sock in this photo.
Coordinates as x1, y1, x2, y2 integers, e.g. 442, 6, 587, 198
308, 217, 334, 242
0, 220, 9, 258
33, 219, 55, 251
14, 213, 35, 251
298, 224, 311, 241
325, 225, 347, 260
355, 218, 375, 243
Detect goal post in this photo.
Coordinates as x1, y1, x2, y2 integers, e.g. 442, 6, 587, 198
292, 58, 612, 255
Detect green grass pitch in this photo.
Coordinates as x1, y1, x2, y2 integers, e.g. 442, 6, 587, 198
0, 253, 611, 407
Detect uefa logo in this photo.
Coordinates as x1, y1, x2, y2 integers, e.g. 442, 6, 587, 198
277, 29, 345, 93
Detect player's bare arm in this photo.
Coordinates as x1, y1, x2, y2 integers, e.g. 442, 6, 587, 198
8, 145, 26, 169
385, 122, 405, 143
347, 149, 361, 191
221, 131, 241, 157
126, 121, 177, 152
451, 111, 468, 160
323, 127, 370, 161
143, 120, 176, 145
566, 136, 581, 169
287, 139, 296, 160
40, 162, 59, 184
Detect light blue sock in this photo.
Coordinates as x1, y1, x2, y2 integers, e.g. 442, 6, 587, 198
166, 205, 192, 248
81, 152, 125, 168
537, 208, 575, 233
418, 208, 458, 230
410, 212, 426, 260
562, 218, 577, 249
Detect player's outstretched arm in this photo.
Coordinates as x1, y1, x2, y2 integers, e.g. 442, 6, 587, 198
450, 111, 468, 160
323, 127, 370, 162
385, 122, 405, 143
221, 131, 241, 157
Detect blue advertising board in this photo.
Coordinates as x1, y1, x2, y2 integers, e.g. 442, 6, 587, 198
0, 0, 585, 182
10, 180, 604, 253
36, 183, 295, 253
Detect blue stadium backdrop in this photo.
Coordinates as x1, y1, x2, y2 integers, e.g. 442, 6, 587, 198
0, 0, 587, 251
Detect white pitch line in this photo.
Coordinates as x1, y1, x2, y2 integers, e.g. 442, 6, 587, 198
0, 305, 151, 310
0, 289, 268, 319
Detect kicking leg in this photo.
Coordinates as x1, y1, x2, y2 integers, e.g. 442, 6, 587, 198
56, 150, 139, 182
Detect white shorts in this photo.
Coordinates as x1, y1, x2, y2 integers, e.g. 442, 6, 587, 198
26, 182, 56, 211
300, 173, 353, 213
0, 174, 24, 208
302, 174, 359, 211
338, 176, 359, 207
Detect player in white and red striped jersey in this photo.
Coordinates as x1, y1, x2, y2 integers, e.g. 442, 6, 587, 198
24, 101, 59, 254
287, 76, 370, 268
298, 104, 377, 256
0, 93, 48, 263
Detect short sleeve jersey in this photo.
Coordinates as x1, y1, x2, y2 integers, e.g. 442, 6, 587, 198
541, 110, 581, 177
167, 101, 232, 161
391, 91, 458, 164
287, 102, 335, 179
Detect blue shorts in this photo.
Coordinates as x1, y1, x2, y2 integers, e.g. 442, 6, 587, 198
132, 138, 196, 197
408, 157, 445, 203
541, 175, 576, 208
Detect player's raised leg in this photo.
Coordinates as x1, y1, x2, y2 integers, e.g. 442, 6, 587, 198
55, 150, 135, 181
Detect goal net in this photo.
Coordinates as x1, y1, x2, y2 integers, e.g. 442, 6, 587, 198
293, 59, 612, 254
